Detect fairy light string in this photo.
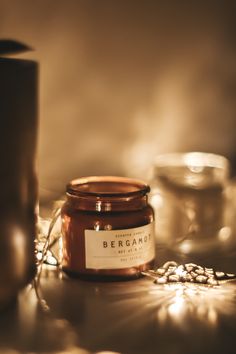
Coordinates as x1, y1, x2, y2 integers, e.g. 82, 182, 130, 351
34, 202, 236, 309
34, 205, 62, 311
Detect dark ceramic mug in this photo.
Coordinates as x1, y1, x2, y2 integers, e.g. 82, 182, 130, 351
0, 44, 38, 310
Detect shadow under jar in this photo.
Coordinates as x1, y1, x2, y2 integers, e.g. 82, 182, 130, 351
61, 176, 155, 280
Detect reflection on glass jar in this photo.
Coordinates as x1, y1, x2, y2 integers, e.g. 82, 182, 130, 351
149, 152, 232, 256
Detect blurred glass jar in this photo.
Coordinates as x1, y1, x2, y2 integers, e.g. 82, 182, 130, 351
149, 152, 234, 257
0, 55, 38, 310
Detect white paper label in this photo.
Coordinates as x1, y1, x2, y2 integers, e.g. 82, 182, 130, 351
85, 223, 155, 269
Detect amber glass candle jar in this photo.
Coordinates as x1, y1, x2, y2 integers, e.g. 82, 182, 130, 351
61, 176, 155, 280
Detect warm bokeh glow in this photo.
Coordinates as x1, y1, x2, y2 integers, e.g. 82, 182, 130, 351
1, 1, 236, 206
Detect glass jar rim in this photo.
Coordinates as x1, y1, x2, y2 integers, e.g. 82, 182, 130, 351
153, 152, 229, 171
66, 176, 150, 199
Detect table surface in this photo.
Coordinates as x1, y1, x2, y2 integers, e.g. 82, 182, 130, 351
1, 246, 236, 354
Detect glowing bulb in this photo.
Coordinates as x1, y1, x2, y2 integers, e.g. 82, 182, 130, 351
150, 194, 163, 209
178, 240, 192, 254
175, 267, 186, 277
218, 226, 231, 242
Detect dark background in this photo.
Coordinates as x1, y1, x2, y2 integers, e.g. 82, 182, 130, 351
1, 0, 236, 204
